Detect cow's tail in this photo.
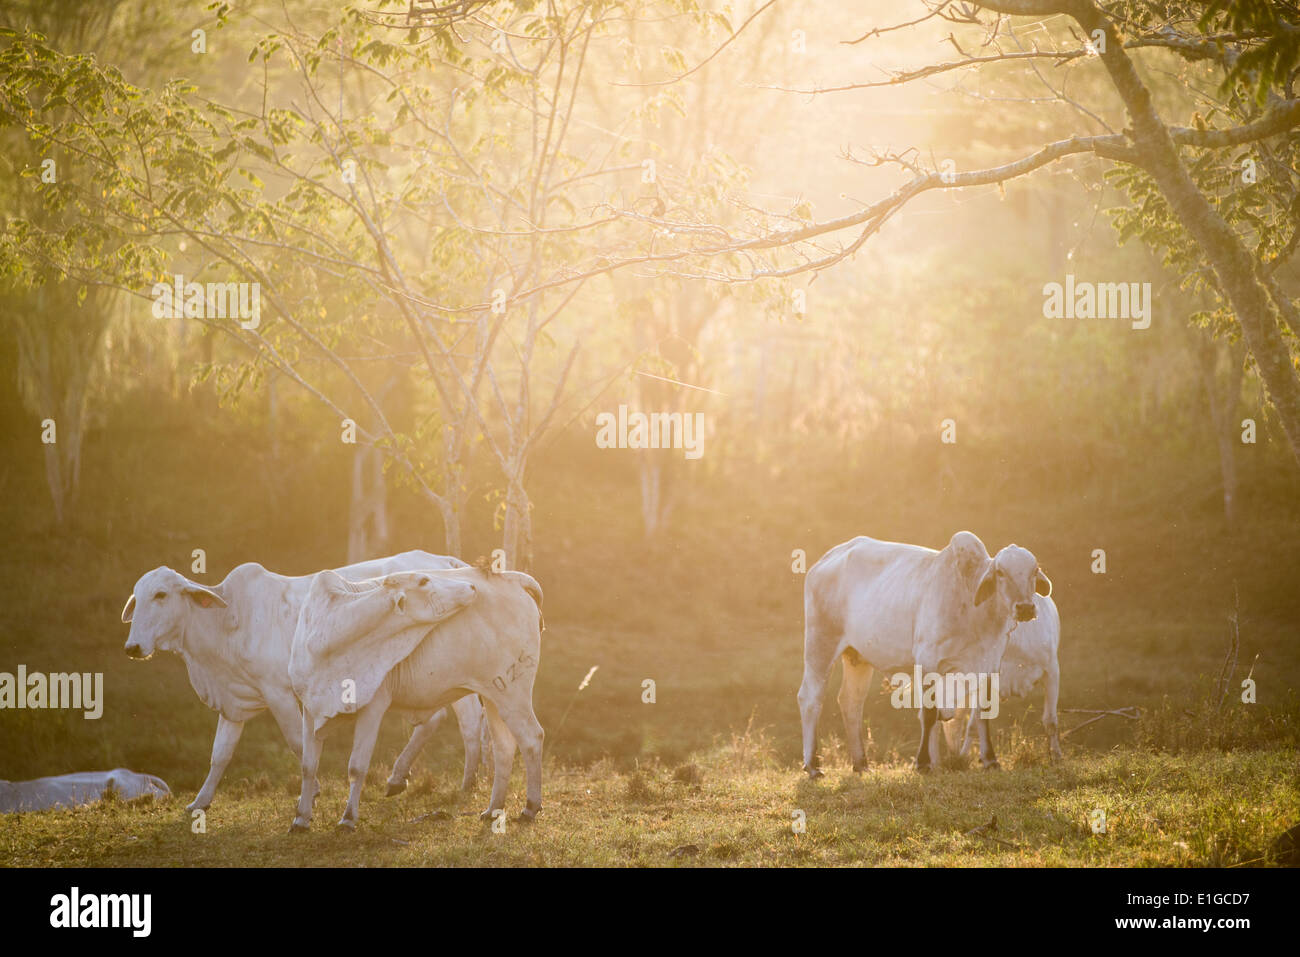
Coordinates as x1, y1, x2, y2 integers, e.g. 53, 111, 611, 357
497, 569, 545, 634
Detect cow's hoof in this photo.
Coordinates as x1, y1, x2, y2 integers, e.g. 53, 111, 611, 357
519, 802, 541, 823
479, 808, 502, 823
913, 762, 932, 775
336, 819, 357, 832
804, 766, 824, 780
852, 759, 870, 773
186, 801, 208, 813
385, 780, 406, 797
288, 821, 310, 834
983, 760, 1002, 771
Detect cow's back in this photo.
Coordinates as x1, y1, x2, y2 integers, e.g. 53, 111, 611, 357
389, 567, 542, 712
217, 552, 465, 697
221, 562, 309, 655
341, 550, 468, 579
805, 536, 941, 672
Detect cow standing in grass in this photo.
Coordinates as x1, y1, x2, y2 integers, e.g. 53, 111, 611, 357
289, 565, 545, 831
798, 531, 1052, 776
119, 550, 485, 811
947, 591, 1063, 765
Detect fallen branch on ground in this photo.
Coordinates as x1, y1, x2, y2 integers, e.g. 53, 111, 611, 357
1061, 706, 1143, 736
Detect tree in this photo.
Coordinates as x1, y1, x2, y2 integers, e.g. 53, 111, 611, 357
466, 1, 1300, 466
0, 0, 735, 564
0, 1, 125, 524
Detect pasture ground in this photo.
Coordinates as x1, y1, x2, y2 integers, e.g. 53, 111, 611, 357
3, 744, 1297, 867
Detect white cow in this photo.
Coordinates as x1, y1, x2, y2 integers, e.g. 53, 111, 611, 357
946, 592, 1063, 764
798, 531, 1052, 776
120, 550, 485, 811
289, 565, 544, 831
0, 769, 170, 813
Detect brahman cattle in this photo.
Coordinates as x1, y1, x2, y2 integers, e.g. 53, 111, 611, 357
0, 769, 170, 813
946, 591, 1063, 765
798, 531, 1052, 776
289, 565, 544, 831
120, 550, 485, 811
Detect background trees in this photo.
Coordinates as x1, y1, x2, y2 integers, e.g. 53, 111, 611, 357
1, 0, 1295, 560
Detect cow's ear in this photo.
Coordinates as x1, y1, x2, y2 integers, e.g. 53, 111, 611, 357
1035, 568, 1053, 597
121, 594, 136, 623
974, 565, 997, 606
183, 583, 227, 609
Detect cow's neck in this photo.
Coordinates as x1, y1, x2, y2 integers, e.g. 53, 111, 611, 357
174, 610, 257, 717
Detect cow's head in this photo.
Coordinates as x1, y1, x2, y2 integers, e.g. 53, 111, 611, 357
974, 544, 1051, 622
380, 571, 478, 626
120, 566, 227, 659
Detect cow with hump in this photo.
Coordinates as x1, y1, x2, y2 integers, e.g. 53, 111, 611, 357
288, 563, 545, 832
119, 550, 486, 812
798, 531, 1052, 776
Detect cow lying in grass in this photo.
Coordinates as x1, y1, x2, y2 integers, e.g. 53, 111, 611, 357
0, 769, 170, 813
120, 551, 485, 811
289, 565, 544, 832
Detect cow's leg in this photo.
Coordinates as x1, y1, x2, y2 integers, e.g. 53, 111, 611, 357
385, 710, 447, 797
267, 695, 305, 760
339, 689, 392, 830
451, 694, 486, 791
939, 708, 965, 762
837, 650, 874, 772
494, 697, 543, 821
291, 715, 326, 833
975, 717, 1000, 769
189, 715, 245, 812
914, 705, 938, 773
958, 708, 977, 759
268, 696, 318, 803
479, 701, 495, 772
479, 697, 517, 823
797, 632, 839, 779
1044, 664, 1063, 762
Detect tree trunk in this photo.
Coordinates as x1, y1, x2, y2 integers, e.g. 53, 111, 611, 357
13, 284, 109, 526
1073, 2, 1300, 466
501, 470, 532, 571
1197, 341, 1245, 528
638, 451, 664, 539
347, 443, 389, 563
439, 497, 461, 558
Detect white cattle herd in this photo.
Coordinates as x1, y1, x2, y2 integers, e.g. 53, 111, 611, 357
119, 551, 508, 825
104, 529, 1060, 828
798, 530, 1060, 776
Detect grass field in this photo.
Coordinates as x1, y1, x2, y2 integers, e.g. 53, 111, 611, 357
3, 745, 1297, 867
